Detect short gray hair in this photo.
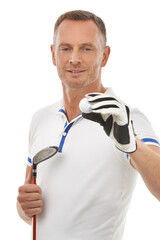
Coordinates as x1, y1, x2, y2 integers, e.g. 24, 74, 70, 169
53, 10, 107, 48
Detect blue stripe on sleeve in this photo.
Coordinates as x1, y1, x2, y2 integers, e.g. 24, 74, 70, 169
27, 157, 32, 164
141, 138, 160, 146
126, 138, 160, 159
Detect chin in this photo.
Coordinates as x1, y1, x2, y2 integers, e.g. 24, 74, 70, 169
61, 74, 98, 90
62, 79, 88, 89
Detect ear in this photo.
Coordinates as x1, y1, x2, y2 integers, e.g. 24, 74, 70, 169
101, 46, 111, 67
50, 44, 56, 66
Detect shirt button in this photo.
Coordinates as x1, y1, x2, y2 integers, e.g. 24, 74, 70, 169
63, 132, 67, 136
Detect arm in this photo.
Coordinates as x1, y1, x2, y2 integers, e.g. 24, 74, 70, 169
17, 165, 43, 225
130, 137, 160, 201
80, 91, 160, 200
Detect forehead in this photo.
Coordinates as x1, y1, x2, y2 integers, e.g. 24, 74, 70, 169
55, 20, 101, 45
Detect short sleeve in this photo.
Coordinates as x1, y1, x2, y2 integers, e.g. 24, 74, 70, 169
131, 108, 160, 147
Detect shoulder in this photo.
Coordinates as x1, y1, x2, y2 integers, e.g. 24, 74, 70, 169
130, 108, 150, 123
30, 99, 63, 127
33, 99, 62, 118
130, 107, 151, 132
130, 107, 159, 143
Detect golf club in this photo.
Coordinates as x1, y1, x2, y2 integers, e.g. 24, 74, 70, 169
32, 146, 59, 240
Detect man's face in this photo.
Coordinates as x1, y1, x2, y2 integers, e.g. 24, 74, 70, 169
51, 20, 110, 90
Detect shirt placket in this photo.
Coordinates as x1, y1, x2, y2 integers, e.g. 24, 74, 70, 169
58, 109, 82, 152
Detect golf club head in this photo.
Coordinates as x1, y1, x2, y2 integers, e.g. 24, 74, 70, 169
33, 146, 59, 168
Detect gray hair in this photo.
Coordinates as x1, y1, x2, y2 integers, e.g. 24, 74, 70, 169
53, 10, 107, 48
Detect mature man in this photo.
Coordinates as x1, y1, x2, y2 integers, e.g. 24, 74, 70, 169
17, 10, 160, 240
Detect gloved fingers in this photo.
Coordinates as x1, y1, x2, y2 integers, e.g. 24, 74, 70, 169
92, 107, 120, 117
85, 92, 129, 124
86, 93, 120, 105
85, 93, 123, 114
90, 100, 122, 111
92, 106, 128, 125
85, 92, 102, 99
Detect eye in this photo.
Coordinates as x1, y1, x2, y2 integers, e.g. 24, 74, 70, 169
62, 48, 70, 51
59, 46, 72, 52
84, 48, 92, 51
81, 46, 93, 52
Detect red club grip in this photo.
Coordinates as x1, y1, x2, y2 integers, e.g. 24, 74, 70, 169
33, 177, 36, 185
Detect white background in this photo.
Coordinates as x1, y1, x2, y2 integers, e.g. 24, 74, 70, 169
0, 0, 160, 239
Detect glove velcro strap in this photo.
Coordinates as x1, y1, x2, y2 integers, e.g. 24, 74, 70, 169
113, 105, 130, 145
113, 122, 130, 144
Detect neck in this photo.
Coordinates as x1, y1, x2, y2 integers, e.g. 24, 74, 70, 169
62, 81, 106, 122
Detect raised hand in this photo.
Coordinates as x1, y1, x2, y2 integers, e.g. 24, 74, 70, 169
80, 91, 137, 153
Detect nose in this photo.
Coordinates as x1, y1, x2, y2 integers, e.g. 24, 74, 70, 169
69, 49, 82, 64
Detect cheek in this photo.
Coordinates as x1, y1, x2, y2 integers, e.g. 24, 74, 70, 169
90, 51, 103, 65
55, 51, 68, 66
90, 57, 102, 71
56, 57, 67, 70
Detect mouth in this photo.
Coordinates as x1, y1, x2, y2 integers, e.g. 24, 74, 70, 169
66, 69, 86, 73
66, 69, 86, 77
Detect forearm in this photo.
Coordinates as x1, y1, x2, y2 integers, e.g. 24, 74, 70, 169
17, 201, 32, 225
130, 137, 160, 200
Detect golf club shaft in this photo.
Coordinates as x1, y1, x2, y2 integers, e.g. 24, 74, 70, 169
31, 146, 59, 240
33, 215, 36, 240
33, 177, 36, 240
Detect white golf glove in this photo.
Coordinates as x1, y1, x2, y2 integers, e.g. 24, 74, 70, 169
80, 91, 137, 153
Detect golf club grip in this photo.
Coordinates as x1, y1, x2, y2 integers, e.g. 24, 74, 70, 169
33, 215, 36, 240
33, 177, 36, 184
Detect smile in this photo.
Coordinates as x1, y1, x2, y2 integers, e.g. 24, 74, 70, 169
66, 69, 86, 77
66, 70, 86, 73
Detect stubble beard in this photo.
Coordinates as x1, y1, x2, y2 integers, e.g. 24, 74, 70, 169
57, 65, 101, 90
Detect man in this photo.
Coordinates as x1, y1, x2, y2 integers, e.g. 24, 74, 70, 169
17, 10, 160, 240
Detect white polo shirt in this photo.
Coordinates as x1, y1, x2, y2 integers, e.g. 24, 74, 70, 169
27, 88, 159, 240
